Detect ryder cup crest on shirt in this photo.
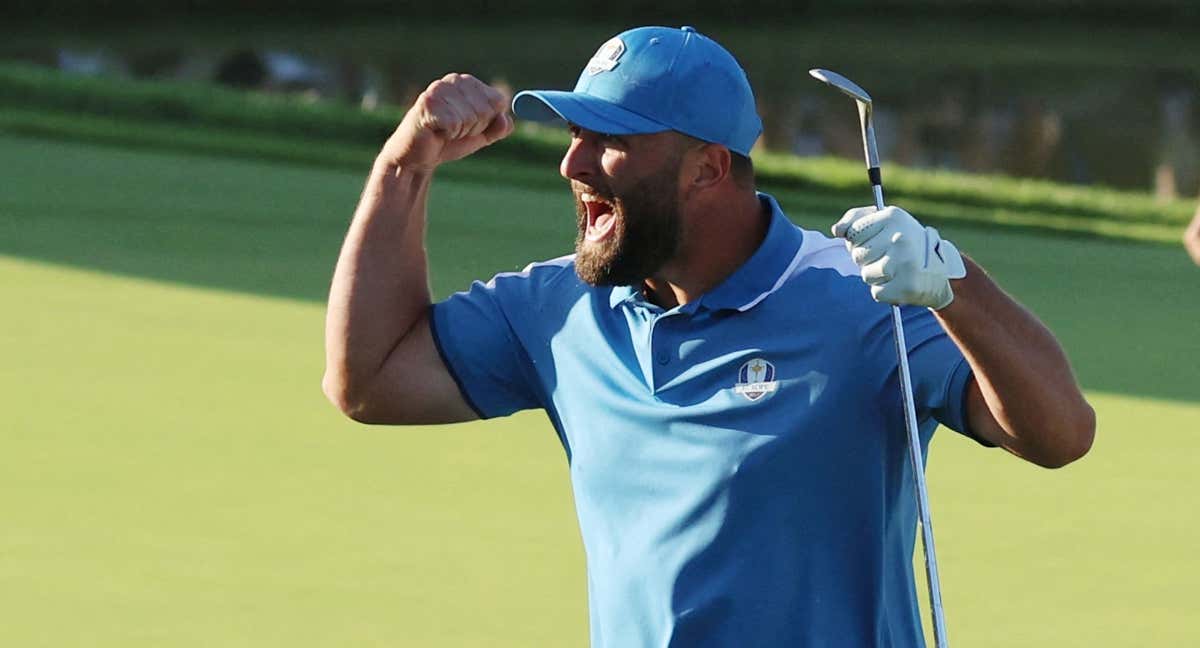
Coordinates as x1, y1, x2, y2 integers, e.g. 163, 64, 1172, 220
734, 358, 778, 401
586, 37, 625, 75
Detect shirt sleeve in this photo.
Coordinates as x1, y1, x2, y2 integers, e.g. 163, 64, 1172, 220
897, 305, 994, 447
429, 275, 544, 419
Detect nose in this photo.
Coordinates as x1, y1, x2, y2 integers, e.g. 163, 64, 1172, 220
560, 133, 599, 182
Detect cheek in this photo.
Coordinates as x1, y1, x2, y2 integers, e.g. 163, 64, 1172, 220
600, 149, 628, 178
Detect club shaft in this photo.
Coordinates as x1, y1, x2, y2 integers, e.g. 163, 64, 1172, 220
813, 67, 951, 645
891, 304, 950, 647
871, 160, 950, 647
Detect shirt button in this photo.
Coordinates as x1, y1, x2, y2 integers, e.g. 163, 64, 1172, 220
656, 350, 670, 365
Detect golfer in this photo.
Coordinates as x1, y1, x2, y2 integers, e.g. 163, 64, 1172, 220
1185, 203, 1200, 265
324, 25, 1095, 647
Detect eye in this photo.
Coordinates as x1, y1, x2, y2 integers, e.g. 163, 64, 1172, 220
566, 125, 623, 147
599, 132, 625, 147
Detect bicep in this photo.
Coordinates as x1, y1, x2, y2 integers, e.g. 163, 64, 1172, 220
357, 311, 480, 425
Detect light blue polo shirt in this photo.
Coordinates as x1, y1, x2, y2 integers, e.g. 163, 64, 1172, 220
430, 193, 981, 647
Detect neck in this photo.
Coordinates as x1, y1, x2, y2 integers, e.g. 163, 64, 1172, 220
642, 190, 768, 310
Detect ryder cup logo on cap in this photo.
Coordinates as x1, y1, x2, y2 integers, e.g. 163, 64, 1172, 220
586, 37, 626, 75
512, 26, 763, 156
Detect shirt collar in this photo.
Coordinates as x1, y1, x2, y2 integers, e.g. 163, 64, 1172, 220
607, 192, 804, 313
695, 192, 804, 312
608, 283, 642, 309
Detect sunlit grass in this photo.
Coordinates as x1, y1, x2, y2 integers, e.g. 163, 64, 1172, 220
2, 133, 1198, 645
1, 254, 1196, 647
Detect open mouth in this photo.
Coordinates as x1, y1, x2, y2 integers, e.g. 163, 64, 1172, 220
581, 193, 617, 243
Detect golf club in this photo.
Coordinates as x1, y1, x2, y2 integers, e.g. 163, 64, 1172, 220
809, 67, 950, 648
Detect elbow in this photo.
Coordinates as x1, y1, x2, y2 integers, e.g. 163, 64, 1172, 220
1037, 401, 1096, 469
322, 370, 380, 424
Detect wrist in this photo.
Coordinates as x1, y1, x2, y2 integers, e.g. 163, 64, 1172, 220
372, 157, 436, 185
931, 257, 979, 317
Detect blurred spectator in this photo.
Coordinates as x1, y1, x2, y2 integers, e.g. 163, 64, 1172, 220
213, 49, 332, 98
57, 49, 128, 77
1185, 203, 1200, 265
214, 50, 267, 89
261, 51, 327, 93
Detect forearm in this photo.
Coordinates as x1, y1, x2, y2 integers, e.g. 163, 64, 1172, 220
934, 256, 1095, 467
324, 160, 435, 401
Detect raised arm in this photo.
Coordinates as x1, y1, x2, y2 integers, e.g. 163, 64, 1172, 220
933, 258, 1095, 467
835, 206, 1095, 468
323, 74, 513, 424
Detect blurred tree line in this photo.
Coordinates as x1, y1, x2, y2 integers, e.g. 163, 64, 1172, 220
4, 0, 1200, 25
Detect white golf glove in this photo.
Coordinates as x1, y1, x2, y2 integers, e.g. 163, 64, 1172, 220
832, 205, 967, 310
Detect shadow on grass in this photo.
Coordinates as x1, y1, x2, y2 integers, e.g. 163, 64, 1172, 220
3, 133, 1197, 404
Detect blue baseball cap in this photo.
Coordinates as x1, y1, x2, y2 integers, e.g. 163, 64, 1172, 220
513, 26, 762, 157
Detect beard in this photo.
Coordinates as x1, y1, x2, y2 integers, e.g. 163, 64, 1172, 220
572, 163, 683, 287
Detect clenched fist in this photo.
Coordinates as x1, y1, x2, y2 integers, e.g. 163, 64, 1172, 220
833, 205, 967, 310
380, 73, 514, 173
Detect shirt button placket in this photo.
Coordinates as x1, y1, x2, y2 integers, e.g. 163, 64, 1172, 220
648, 315, 673, 393
651, 316, 671, 366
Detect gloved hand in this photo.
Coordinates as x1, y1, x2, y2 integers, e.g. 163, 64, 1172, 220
833, 205, 967, 310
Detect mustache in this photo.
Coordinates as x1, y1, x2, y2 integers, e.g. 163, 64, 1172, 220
570, 180, 615, 202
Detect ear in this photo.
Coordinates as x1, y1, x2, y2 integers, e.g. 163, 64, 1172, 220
683, 143, 731, 191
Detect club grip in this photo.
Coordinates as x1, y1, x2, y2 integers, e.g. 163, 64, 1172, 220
868, 167, 886, 210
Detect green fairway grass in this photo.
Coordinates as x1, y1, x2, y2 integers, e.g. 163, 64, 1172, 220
0, 257, 587, 647
2, 134, 1198, 646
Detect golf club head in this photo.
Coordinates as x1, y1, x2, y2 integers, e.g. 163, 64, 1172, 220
809, 68, 884, 206
808, 69, 872, 106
